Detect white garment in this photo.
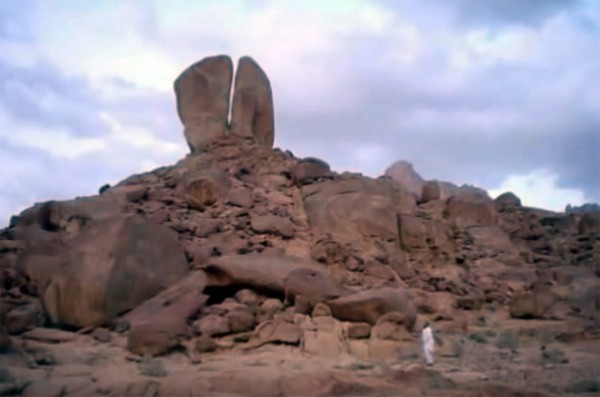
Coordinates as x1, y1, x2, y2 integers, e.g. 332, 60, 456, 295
421, 326, 435, 365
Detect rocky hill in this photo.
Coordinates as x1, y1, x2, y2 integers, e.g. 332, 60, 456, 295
0, 55, 599, 397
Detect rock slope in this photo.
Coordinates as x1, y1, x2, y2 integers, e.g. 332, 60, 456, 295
0, 55, 598, 397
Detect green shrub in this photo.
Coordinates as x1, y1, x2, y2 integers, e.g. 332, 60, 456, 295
468, 332, 488, 344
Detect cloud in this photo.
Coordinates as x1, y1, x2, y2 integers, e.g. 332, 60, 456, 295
489, 169, 587, 212
451, 0, 580, 28
0, 0, 598, 226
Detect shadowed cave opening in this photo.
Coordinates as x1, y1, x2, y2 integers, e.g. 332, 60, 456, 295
203, 284, 285, 306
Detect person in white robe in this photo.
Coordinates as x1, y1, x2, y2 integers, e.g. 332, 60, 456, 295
421, 322, 435, 365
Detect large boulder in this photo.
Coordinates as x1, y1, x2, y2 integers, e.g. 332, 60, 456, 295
202, 254, 321, 294
37, 214, 189, 328
174, 55, 233, 153
420, 180, 459, 203
15, 198, 120, 290
445, 192, 496, 229
494, 191, 522, 212
126, 272, 208, 356
176, 169, 231, 210
282, 267, 347, 306
384, 160, 425, 197
230, 56, 274, 149
509, 288, 556, 319
292, 157, 332, 186
301, 178, 415, 245
327, 287, 417, 328
250, 214, 295, 238
578, 211, 600, 236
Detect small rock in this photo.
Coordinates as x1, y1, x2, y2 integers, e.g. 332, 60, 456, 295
312, 303, 332, 317
345, 322, 371, 339
227, 307, 255, 333
251, 214, 295, 238
256, 299, 284, 323
235, 289, 260, 307
194, 314, 230, 337
195, 335, 218, 353
226, 188, 253, 208
91, 327, 111, 343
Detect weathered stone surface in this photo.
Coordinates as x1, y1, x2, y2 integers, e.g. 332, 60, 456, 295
248, 318, 302, 347
312, 303, 332, 317
203, 254, 321, 294
250, 214, 294, 238
509, 288, 556, 319
283, 267, 346, 307
372, 311, 413, 340
420, 180, 459, 203
227, 306, 255, 333
226, 187, 253, 208
177, 169, 231, 210
4, 300, 42, 334
310, 238, 348, 265
397, 215, 428, 252
578, 211, 600, 235
327, 287, 416, 328
384, 160, 425, 197
230, 56, 274, 149
234, 289, 260, 307
174, 55, 233, 152
195, 335, 218, 353
105, 185, 148, 203
495, 191, 522, 211
194, 314, 230, 337
345, 322, 371, 339
125, 272, 207, 356
300, 315, 346, 358
302, 178, 415, 245
292, 157, 332, 186
38, 215, 189, 328
256, 298, 284, 323
445, 192, 497, 229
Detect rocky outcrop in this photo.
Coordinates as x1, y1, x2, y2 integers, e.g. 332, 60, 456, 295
230, 56, 275, 149
125, 272, 207, 356
202, 254, 321, 294
175, 55, 275, 153
384, 160, 424, 197
301, 177, 415, 248
0, 53, 599, 397
33, 215, 188, 328
174, 55, 233, 153
327, 287, 416, 328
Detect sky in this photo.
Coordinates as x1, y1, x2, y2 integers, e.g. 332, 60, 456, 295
0, 0, 598, 226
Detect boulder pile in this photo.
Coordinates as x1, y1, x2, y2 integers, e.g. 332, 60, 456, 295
0, 55, 598, 397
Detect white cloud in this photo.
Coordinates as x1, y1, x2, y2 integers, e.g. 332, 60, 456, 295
488, 169, 587, 211
0, 107, 106, 159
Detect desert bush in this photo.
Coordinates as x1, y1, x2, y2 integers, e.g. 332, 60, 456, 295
0, 367, 14, 383
138, 356, 168, 377
542, 347, 569, 364
484, 329, 497, 338
495, 330, 519, 350
468, 332, 488, 344
565, 379, 600, 393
